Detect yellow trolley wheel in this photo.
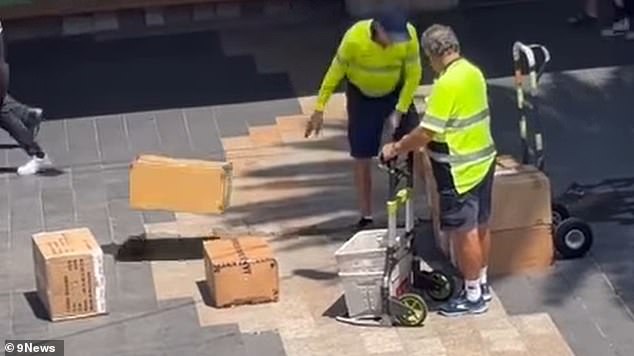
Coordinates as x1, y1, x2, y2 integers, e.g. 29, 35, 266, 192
396, 293, 428, 327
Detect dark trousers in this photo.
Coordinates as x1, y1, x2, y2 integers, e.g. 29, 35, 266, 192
0, 94, 44, 158
614, 0, 634, 18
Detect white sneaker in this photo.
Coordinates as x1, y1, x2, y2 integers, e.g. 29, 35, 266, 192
17, 155, 52, 176
601, 17, 630, 37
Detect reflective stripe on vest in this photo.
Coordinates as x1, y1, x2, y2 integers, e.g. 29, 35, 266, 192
423, 108, 490, 131
428, 144, 496, 165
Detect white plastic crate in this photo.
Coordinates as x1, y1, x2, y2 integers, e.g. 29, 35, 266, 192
334, 229, 388, 274
339, 253, 413, 318
339, 271, 384, 317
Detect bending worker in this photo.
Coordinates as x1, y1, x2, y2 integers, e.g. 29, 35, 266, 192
304, 6, 422, 229
381, 24, 496, 316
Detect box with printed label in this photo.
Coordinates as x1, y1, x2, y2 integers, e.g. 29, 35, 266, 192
32, 228, 107, 322
203, 236, 279, 308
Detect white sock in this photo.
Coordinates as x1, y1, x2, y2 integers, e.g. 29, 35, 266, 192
465, 279, 482, 302
363, 215, 373, 220
480, 266, 488, 285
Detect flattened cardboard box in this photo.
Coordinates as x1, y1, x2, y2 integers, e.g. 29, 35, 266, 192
204, 237, 279, 308
32, 228, 107, 322
129, 154, 233, 214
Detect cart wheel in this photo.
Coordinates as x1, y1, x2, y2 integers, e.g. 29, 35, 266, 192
426, 271, 454, 302
396, 293, 428, 327
554, 217, 593, 259
552, 203, 570, 227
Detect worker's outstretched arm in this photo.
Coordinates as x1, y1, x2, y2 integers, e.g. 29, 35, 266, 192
395, 24, 423, 114
315, 32, 354, 112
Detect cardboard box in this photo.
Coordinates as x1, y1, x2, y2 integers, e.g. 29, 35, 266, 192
488, 224, 554, 276
129, 154, 232, 214
203, 237, 279, 308
424, 155, 554, 275
32, 228, 107, 322
490, 156, 552, 231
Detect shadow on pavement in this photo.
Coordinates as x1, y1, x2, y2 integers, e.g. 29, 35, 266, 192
102, 234, 216, 262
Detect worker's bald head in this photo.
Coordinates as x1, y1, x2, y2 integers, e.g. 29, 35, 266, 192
421, 24, 460, 58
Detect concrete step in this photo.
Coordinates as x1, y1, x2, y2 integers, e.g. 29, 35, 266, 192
248, 125, 283, 148
510, 313, 575, 356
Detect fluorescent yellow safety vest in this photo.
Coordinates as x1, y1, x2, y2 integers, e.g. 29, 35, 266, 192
315, 20, 422, 113
420, 58, 496, 194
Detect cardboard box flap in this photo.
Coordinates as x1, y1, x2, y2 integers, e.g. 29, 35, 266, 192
33, 228, 100, 259
205, 237, 274, 268
134, 154, 232, 170
495, 155, 538, 176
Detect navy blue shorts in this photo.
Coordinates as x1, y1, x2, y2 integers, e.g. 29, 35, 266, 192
438, 160, 495, 232
346, 84, 420, 159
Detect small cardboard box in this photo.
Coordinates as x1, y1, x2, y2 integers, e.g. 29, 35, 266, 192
32, 228, 107, 322
203, 237, 279, 308
129, 154, 233, 214
488, 224, 554, 276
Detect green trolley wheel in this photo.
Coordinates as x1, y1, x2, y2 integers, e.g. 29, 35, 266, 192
396, 293, 428, 327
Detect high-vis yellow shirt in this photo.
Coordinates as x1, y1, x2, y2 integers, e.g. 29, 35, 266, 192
315, 20, 422, 113
420, 58, 496, 195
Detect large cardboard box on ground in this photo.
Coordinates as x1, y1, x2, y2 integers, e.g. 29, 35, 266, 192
129, 154, 232, 214
488, 224, 554, 276
203, 236, 279, 308
32, 228, 107, 322
423, 154, 554, 275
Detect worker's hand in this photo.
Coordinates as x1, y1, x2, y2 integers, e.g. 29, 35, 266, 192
381, 142, 398, 162
305, 111, 324, 138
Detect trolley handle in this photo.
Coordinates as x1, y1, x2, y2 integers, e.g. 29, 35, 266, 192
513, 41, 551, 89
377, 154, 410, 180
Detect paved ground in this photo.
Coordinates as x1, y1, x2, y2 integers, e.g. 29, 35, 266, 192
1, 0, 634, 355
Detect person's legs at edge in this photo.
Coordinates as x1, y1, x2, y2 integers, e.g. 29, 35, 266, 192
568, 0, 598, 26
4, 94, 44, 138
354, 158, 373, 223
0, 95, 51, 175
603, 0, 631, 36
623, 0, 634, 38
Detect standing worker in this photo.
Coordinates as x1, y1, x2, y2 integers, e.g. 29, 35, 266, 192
0, 20, 50, 176
381, 24, 496, 316
305, 6, 422, 229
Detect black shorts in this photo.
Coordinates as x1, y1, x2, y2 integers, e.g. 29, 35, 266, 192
438, 161, 495, 232
346, 83, 419, 159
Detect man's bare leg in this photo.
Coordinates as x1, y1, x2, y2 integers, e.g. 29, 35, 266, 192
454, 228, 483, 282
353, 159, 373, 225
439, 226, 488, 316
478, 225, 492, 301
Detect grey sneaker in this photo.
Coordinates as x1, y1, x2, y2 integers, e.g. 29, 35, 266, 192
601, 17, 630, 37
439, 293, 488, 317
482, 283, 492, 303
